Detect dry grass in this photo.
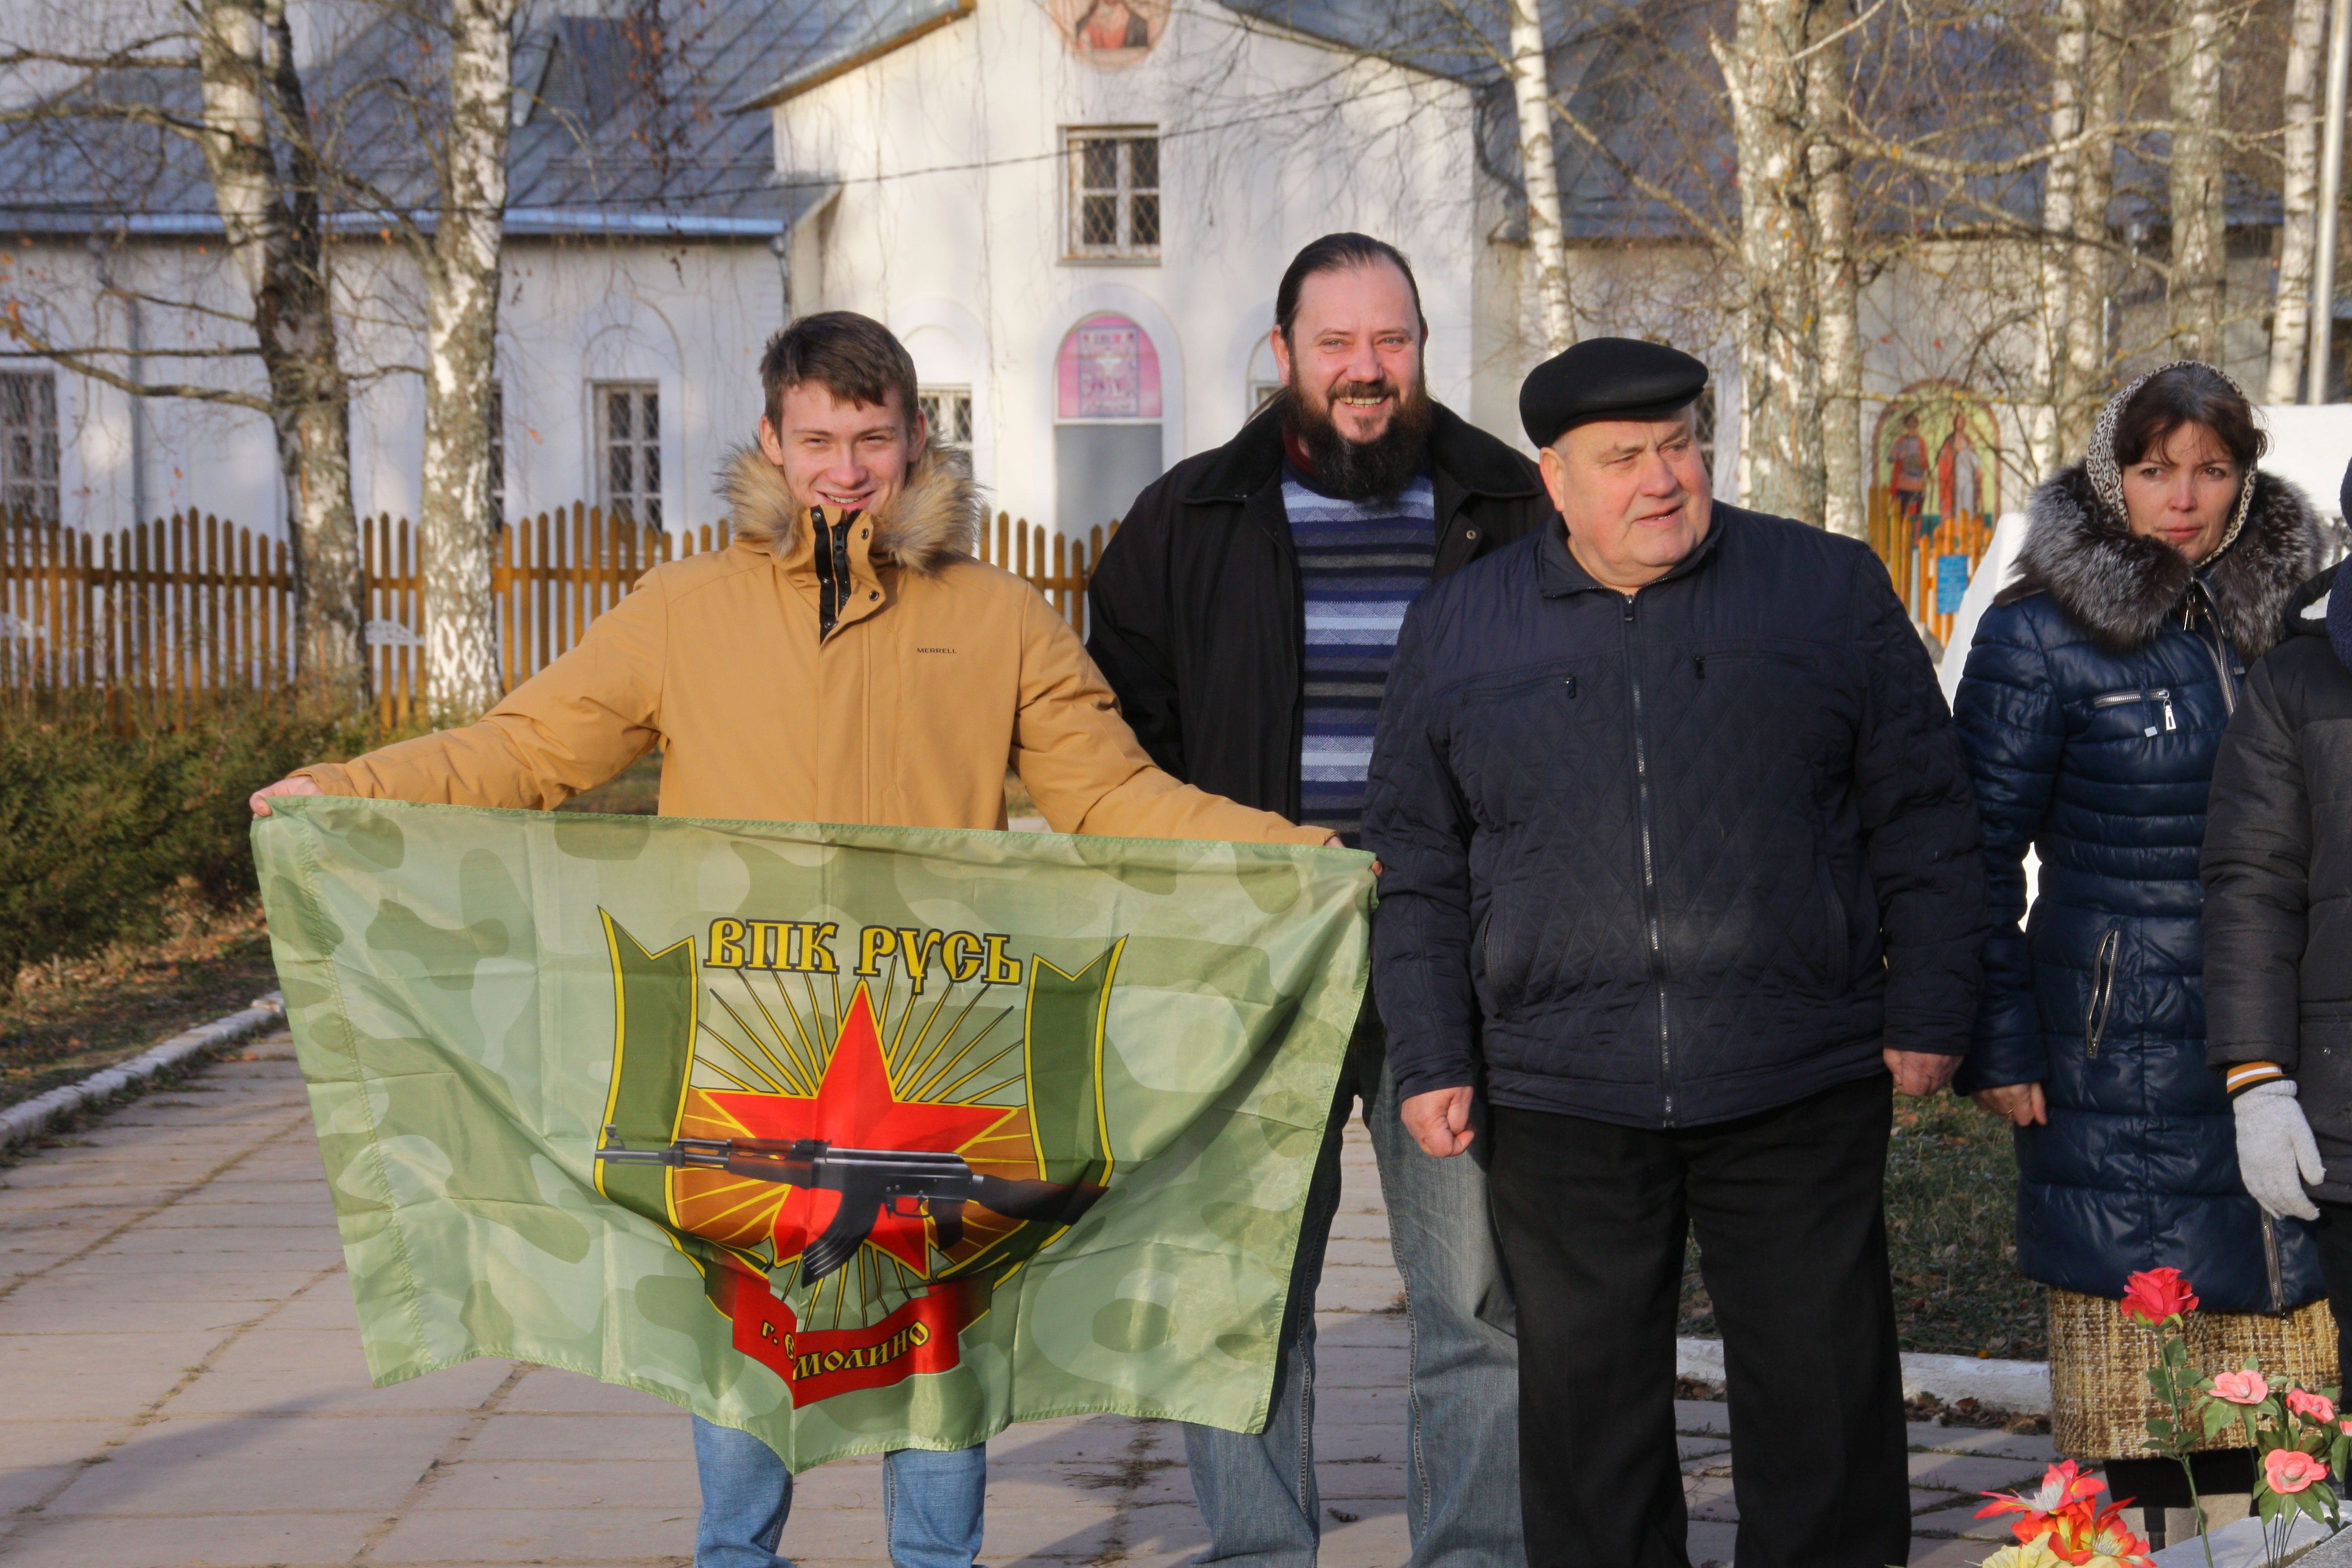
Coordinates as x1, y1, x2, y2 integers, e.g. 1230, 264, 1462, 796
0, 893, 280, 1113
1678, 1092, 2046, 1361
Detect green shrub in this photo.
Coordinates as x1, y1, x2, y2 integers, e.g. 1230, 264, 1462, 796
0, 693, 378, 999
0, 713, 181, 998
154, 699, 378, 910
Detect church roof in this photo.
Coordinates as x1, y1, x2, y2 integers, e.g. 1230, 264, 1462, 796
0, 0, 964, 239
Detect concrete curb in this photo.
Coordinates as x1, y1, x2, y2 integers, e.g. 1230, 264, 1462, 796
2282, 1519, 2352, 1567
2151, 1511, 2338, 1566
0, 992, 285, 1153
1677, 1336, 2052, 1414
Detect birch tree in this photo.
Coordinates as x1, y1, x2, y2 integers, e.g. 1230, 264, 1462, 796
2167, 0, 2232, 361
0, 0, 371, 708
1807, 0, 1864, 539
2027, 0, 2123, 475
2267, 0, 2327, 402
417, 0, 517, 724
1715, 0, 1823, 524
1508, 0, 1574, 352
195, 0, 368, 707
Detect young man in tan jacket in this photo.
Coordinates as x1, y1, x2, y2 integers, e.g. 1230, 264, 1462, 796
252, 312, 1331, 1568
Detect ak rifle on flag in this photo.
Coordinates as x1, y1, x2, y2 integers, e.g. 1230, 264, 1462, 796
595, 1129, 1106, 1284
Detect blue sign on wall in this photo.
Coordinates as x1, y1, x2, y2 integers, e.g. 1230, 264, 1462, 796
1935, 554, 1971, 615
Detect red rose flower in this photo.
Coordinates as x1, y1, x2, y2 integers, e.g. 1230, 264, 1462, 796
2119, 1268, 2199, 1326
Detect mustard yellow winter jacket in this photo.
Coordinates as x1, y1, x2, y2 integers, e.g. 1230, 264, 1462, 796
300, 446, 1325, 846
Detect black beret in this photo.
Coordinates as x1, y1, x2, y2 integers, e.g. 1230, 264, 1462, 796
1519, 338, 1710, 448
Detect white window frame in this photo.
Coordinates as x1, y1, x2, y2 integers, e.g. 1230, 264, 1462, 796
1065, 128, 1160, 263
918, 386, 974, 446
593, 381, 662, 527
488, 382, 507, 527
0, 371, 60, 524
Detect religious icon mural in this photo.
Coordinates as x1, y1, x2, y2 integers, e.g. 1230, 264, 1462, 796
1055, 314, 1162, 421
1048, 0, 1168, 67
1872, 386, 2002, 646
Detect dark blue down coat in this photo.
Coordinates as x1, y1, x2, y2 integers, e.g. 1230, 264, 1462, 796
1953, 463, 2327, 1312
1364, 504, 1988, 1128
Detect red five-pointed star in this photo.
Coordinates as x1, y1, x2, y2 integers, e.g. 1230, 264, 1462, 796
703, 983, 1010, 1274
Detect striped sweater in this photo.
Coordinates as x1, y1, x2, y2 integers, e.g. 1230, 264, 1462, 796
1285, 466, 1437, 845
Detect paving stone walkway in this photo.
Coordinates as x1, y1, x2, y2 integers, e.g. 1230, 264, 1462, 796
0, 1033, 2061, 1568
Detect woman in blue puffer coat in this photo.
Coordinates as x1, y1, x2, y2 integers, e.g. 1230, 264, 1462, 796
1954, 362, 2327, 1497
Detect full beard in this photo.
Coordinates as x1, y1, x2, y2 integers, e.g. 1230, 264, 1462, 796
1279, 375, 1436, 503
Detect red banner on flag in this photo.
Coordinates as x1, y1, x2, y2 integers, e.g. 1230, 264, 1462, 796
726, 1267, 971, 1407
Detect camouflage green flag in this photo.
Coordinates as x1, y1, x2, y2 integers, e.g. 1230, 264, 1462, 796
254, 798, 1371, 1469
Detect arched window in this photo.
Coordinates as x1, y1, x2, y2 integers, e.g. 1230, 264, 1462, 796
1054, 313, 1162, 532
1246, 335, 1281, 417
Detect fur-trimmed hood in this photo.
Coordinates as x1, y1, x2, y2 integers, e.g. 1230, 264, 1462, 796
2000, 462, 2324, 662
719, 443, 982, 574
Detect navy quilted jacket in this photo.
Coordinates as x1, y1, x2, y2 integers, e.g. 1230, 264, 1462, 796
1364, 505, 1988, 1129
1953, 464, 2326, 1312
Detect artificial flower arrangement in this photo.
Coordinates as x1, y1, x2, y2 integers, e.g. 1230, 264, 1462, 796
1974, 1460, 2154, 1567
1973, 1269, 2342, 1568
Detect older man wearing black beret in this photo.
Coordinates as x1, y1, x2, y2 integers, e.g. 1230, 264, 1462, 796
1362, 340, 1988, 1568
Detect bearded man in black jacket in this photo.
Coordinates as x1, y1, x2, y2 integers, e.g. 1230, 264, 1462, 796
1363, 338, 1987, 1568
1088, 234, 1553, 1568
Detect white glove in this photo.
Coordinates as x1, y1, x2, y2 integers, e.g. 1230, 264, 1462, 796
2235, 1080, 2326, 1223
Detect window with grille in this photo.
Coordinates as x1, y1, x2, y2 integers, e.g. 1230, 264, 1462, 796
488, 384, 506, 527
918, 387, 973, 446
1067, 131, 1159, 261
0, 372, 60, 523
595, 383, 661, 526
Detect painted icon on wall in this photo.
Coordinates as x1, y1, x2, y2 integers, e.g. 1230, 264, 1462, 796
1874, 387, 1999, 540
1048, 0, 1168, 67
1056, 314, 1162, 420
1871, 383, 2003, 634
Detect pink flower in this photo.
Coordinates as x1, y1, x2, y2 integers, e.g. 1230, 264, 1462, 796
2119, 1269, 2200, 1325
2211, 1370, 2270, 1405
2339, 1418, 2352, 1436
2287, 1388, 2337, 1424
2264, 1448, 2329, 1495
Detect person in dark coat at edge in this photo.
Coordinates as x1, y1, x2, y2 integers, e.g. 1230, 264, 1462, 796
1087, 234, 1552, 1568
1362, 337, 1988, 1568
2203, 456, 2352, 1421
1952, 361, 2328, 1534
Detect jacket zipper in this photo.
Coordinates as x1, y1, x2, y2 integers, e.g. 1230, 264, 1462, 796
2190, 593, 2239, 717
812, 509, 858, 639
1624, 594, 1671, 1124
2262, 1213, 2285, 1311
2090, 688, 2177, 734
2085, 927, 2120, 1058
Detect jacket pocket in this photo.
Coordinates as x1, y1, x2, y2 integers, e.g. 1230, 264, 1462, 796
2295, 1019, 2352, 1181
1481, 906, 1530, 1012
1817, 859, 1851, 994
2084, 927, 2121, 1058
2089, 686, 2178, 736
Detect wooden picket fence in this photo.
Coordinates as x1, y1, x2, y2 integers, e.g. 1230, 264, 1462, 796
1867, 484, 1996, 653
1, 504, 1114, 726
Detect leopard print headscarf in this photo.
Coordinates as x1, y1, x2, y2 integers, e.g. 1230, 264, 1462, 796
2083, 359, 2258, 567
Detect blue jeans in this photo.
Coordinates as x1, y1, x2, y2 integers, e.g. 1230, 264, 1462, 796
692, 1415, 986, 1568
1183, 1029, 1524, 1568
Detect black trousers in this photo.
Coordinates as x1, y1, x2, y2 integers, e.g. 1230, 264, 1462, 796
2312, 1200, 2352, 1379
1488, 1073, 1911, 1568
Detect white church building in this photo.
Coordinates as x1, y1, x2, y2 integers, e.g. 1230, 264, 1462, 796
0, 0, 1543, 541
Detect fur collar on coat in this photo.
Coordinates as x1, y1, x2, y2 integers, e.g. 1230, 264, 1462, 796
2000, 462, 2324, 662
720, 444, 981, 574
